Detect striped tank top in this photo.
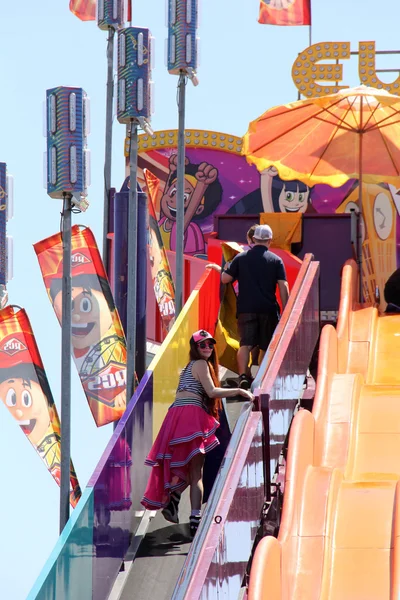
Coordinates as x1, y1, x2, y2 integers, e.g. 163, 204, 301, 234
176, 360, 207, 398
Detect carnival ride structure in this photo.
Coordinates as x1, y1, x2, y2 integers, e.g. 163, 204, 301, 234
28, 236, 320, 600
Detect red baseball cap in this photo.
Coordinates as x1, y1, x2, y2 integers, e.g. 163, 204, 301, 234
191, 329, 216, 344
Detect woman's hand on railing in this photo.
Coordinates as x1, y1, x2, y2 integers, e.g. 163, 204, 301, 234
206, 263, 222, 273
239, 389, 255, 402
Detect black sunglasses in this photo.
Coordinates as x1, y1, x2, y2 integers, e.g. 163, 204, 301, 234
197, 340, 215, 349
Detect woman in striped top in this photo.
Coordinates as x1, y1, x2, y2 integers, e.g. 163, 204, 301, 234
141, 329, 254, 536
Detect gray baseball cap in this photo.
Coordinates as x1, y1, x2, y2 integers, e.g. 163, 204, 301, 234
253, 224, 273, 241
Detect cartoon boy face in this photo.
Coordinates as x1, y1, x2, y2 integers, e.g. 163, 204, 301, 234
0, 376, 50, 446
161, 178, 203, 221
278, 186, 310, 213
53, 287, 112, 350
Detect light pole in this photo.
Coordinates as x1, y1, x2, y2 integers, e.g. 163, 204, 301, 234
97, 0, 127, 268
45, 86, 90, 532
167, 0, 200, 316
117, 27, 154, 397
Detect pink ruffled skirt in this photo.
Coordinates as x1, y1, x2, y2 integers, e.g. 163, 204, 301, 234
141, 397, 220, 510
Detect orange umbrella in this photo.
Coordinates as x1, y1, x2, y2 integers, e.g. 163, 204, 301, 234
244, 85, 400, 300
243, 85, 400, 188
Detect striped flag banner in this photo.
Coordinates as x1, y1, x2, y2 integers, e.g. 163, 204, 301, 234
259, 0, 311, 25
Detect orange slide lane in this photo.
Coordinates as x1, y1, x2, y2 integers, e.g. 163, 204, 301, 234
249, 259, 400, 600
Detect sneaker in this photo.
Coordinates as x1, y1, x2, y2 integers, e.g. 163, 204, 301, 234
161, 492, 180, 524
238, 374, 251, 390
189, 515, 201, 537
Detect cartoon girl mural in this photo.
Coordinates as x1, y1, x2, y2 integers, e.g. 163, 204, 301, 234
159, 154, 223, 257
227, 166, 314, 215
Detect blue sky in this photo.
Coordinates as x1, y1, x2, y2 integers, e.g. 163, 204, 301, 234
1, 0, 399, 597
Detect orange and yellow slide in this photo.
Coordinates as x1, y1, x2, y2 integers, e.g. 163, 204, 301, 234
249, 259, 400, 599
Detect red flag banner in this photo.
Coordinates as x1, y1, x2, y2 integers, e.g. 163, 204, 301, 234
34, 226, 128, 427
69, 0, 96, 21
0, 306, 81, 507
258, 0, 311, 25
144, 169, 176, 333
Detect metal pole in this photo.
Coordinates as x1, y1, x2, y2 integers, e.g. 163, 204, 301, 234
136, 188, 147, 379
60, 193, 72, 533
358, 100, 364, 302
176, 73, 186, 316
113, 190, 128, 334
102, 26, 115, 270
126, 121, 138, 399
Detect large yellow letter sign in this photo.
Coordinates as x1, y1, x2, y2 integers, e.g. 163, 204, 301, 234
358, 41, 400, 93
292, 42, 351, 98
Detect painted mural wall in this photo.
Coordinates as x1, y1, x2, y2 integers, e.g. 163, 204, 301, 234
132, 129, 400, 304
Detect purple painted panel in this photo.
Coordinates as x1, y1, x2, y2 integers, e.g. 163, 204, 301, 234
213, 213, 350, 313
89, 370, 153, 600
297, 214, 352, 311
213, 214, 259, 246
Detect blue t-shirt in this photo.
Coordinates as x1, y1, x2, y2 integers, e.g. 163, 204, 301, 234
225, 245, 286, 315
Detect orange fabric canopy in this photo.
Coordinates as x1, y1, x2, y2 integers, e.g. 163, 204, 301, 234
243, 85, 400, 187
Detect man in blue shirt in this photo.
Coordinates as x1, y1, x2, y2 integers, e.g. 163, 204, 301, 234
221, 224, 289, 389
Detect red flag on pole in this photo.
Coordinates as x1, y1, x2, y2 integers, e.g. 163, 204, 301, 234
258, 0, 311, 25
69, 0, 96, 21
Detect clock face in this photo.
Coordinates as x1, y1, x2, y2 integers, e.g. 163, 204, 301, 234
373, 192, 393, 240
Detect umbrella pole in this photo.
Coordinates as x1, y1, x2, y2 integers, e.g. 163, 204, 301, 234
358, 131, 363, 303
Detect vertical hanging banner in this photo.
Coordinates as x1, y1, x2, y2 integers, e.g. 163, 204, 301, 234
69, 0, 96, 21
0, 306, 81, 506
144, 169, 176, 332
258, 0, 311, 25
34, 226, 127, 427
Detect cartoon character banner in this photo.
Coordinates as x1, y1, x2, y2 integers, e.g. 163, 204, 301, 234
136, 129, 400, 307
0, 306, 81, 506
144, 169, 176, 332
34, 225, 127, 427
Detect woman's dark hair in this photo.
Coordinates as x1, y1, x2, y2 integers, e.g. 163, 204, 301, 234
49, 274, 115, 312
246, 224, 258, 244
165, 161, 223, 221
189, 338, 222, 419
271, 175, 312, 212
0, 363, 54, 407
384, 268, 400, 306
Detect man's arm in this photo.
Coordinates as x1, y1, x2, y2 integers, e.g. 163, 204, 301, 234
278, 279, 289, 310
221, 270, 234, 284
221, 259, 235, 284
